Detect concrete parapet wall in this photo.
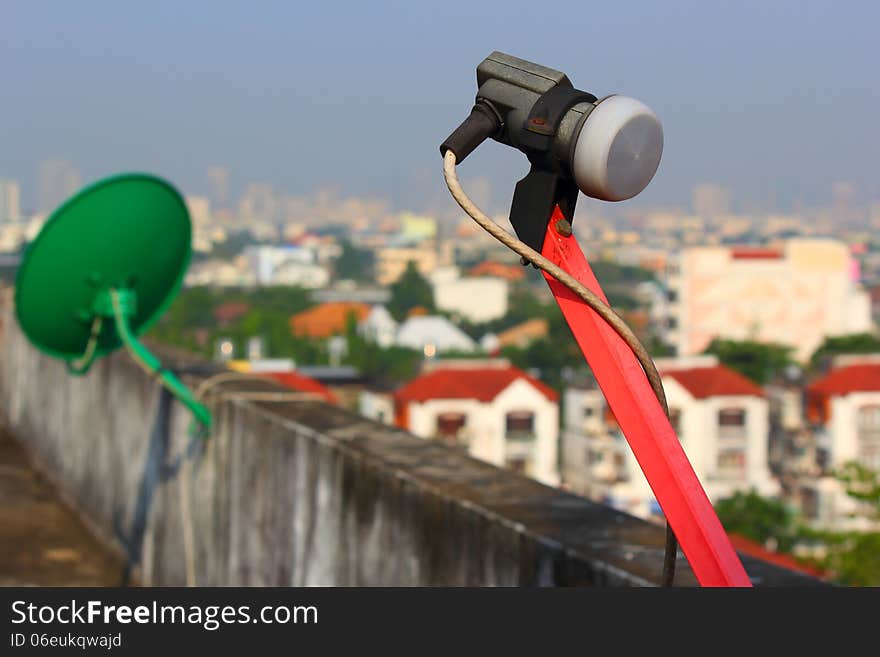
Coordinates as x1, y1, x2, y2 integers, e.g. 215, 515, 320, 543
0, 290, 820, 586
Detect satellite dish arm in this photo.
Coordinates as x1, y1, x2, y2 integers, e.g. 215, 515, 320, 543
108, 289, 212, 430
67, 317, 104, 375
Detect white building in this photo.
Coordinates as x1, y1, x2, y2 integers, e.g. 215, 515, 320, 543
375, 244, 439, 286
0, 223, 27, 253
394, 315, 476, 355
431, 268, 509, 323
184, 258, 256, 287
242, 244, 329, 288
359, 389, 395, 426
801, 355, 880, 531
270, 260, 330, 288
358, 305, 398, 348
386, 360, 559, 485
185, 195, 216, 253
0, 178, 21, 223
561, 355, 778, 519
665, 240, 872, 361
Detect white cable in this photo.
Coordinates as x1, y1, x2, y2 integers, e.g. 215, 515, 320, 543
442, 150, 668, 414
443, 149, 677, 586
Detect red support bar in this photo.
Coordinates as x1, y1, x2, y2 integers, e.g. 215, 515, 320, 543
541, 209, 752, 587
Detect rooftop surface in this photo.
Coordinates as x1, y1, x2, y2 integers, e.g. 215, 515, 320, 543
0, 427, 123, 586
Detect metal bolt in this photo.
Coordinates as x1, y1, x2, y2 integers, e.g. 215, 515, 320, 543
555, 218, 572, 237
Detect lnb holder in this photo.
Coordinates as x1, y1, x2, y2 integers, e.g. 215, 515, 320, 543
441, 51, 663, 254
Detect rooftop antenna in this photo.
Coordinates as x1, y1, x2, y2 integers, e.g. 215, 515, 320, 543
440, 52, 751, 587
14, 173, 212, 429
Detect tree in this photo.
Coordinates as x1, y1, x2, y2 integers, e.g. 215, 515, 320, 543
800, 463, 880, 586
334, 239, 374, 282
809, 333, 880, 371
388, 261, 434, 321
714, 490, 797, 552
703, 338, 795, 384
147, 285, 317, 362
343, 312, 422, 384
822, 532, 880, 586
836, 461, 880, 520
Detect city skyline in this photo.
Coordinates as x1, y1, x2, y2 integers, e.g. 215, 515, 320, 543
2, 2, 879, 216
2, 156, 877, 224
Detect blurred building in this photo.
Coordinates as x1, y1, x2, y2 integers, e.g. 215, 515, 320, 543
665, 240, 872, 361
270, 260, 331, 287
561, 356, 777, 519
312, 283, 390, 305
468, 260, 526, 281
238, 183, 279, 224
38, 158, 81, 213
831, 181, 857, 226
375, 245, 439, 285
259, 371, 338, 404
0, 178, 21, 223
431, 267, 508, 323
382, 360, 559, 485
358, 305, 397, 348
801, 354, 880, 531
692, 183, 731, 219
243, 245, 330, 287
394, 315, 476, 355
206, 166, 230, 208
399, 213, 437, 241
289, 302, 370, 339
0, 224, 27, 253
186, 195, 216, 252
494, 318, 549, 350
184, 258, 256, 287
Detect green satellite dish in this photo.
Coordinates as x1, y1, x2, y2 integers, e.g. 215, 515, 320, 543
14, 173, 211, 428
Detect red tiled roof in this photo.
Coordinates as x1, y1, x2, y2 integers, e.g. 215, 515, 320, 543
730, 247, 783, 260
213, 301, 250, 323
806, 363, 880, 423
808, 363, 880, 396
394, 366, 558, 404
259, 371, 337, 404
289, 302, 370, 338
662, 365, 765, 399
728, 534, 826, 579
467, 261, 526, 281
496, 319, 549, 349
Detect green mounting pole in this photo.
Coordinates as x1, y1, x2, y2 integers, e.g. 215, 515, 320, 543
103, 288, 212, 430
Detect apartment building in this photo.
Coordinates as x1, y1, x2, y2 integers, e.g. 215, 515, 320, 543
561, 356, 777, 519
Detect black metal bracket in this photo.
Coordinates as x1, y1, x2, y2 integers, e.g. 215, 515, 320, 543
508, 86, 595, 254
510, 168, 579, 256
519, 85, 596, 153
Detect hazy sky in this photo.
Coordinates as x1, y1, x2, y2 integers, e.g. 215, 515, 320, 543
2, 1, 878, 215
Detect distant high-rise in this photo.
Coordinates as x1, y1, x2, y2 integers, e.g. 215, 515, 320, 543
206, 166, 230, 208
38, 159, 81, 213
832, 181, 857, 225
238, 183, 278, 224
692, 183, 731, 220
0, 178, 21, 223
185, 196, 211, 226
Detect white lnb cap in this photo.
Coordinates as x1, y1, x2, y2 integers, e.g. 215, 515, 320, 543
571, 95, 663, 202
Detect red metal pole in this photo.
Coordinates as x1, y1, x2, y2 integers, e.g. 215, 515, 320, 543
541, 208, 752, 587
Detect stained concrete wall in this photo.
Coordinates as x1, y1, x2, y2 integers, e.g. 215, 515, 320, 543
0, 289, 820, 586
